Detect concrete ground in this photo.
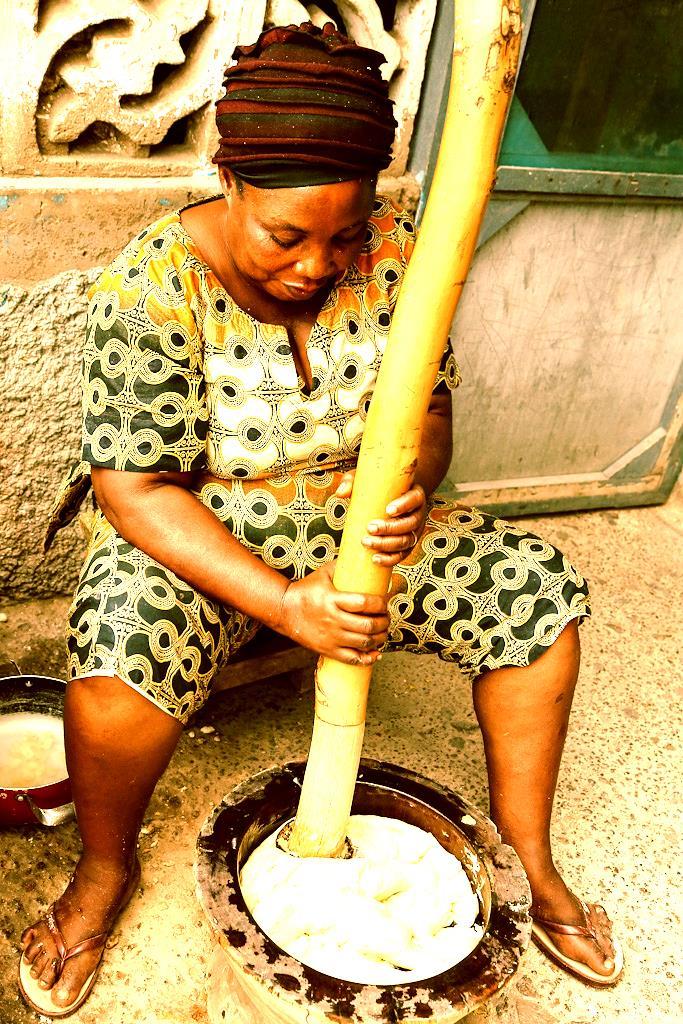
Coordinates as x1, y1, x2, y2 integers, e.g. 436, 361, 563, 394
1, 486, 681, 1024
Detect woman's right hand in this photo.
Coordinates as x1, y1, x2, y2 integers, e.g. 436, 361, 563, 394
277, 562, 389, 665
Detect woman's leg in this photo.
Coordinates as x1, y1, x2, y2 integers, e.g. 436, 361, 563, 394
20, 675, 182, 1008
22, 490, 257, 1008
473, 620, 616, 975
386, 501, 617, 976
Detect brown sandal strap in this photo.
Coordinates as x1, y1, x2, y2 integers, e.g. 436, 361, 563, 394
44, 905, 107, 971
45, 907, 68, 965
534, 900, 608, 942
63, 932, 107, 962
533, 917, 594, 939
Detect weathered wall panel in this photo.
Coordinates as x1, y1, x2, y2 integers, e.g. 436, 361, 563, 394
1, 271, 96, 600
446, 201, 683, 512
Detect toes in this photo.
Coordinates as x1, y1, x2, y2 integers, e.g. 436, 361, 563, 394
588, 904, 616, 964
599, 928, 616, 961
601, 939, 616, 968
584, 933, 615, 975
23, 936, 45, 965
594, 904, 614, 939
52, 983, 76, 1008
29, 949, 49, 978
591, 937, 614, 973
564, 934, 611, 976
596, 952, 615, 975
52, 960, 89, 1008
29, 948, 62, 990
21, 924, 64, 989
20, 925, 36, 949
37, 954, 63, 990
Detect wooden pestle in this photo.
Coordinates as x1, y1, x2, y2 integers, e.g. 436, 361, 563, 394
284, 0, 523, 859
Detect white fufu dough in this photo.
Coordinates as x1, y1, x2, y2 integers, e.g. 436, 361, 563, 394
239, 814, 483, 985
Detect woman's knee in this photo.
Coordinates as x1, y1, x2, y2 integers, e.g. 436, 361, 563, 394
554, 616, 581, 664
65, 674, 183, 742
526, 617, 582, 680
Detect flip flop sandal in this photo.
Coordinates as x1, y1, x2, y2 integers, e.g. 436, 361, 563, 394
532, 900, 624, 987
18, 865, 141, 1018
18, 907, 108, 1019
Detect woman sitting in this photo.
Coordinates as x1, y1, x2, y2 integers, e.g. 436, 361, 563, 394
20, 22, 621, 1019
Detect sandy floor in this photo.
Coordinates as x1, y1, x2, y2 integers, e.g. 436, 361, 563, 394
1, 486, 681, 1024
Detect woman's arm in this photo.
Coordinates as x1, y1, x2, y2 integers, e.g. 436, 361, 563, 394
413, 391, 453, 497
91, 467, 389, 665
93, 467, 289, 626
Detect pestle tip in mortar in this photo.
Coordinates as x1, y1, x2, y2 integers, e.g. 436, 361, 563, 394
276, 820, 355, 859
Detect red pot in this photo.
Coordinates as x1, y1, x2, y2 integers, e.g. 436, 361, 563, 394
0, 675, 74, 827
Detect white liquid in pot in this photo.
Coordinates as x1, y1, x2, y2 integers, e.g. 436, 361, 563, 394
240, 814, 483, 985
0, 712, 68, 789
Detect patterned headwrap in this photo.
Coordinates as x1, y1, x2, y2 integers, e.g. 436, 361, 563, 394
213, 21, 397, 188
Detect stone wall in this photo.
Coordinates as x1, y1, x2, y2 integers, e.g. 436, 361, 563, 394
1, 0, 438, 600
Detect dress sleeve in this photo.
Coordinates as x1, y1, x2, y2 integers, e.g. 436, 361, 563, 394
431, 339, 461, 394
390, 204, 461, 396
81, 237, 208, 473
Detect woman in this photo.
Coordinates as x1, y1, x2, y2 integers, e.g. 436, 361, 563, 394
20, 22, 620, 1018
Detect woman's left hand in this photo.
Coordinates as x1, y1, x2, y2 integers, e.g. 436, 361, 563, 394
335, 471, 427, 568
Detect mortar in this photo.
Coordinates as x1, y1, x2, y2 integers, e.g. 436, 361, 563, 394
196, 759, 531, 1023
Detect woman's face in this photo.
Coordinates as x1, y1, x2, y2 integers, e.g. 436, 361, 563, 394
220, 170, 376, 303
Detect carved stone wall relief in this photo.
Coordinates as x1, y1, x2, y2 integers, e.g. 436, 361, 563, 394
2, 0, 436, 178
2, 0, 268, 176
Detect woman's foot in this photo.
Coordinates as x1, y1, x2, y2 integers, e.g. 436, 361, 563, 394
529, 870, 620, 981
19, 854, 141, 1011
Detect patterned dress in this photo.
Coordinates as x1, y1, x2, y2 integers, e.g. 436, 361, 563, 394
48, 196, 590, 723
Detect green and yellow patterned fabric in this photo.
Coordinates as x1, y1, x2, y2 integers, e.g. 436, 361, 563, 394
66, 485, 590, 723
81, 196, 458, 478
